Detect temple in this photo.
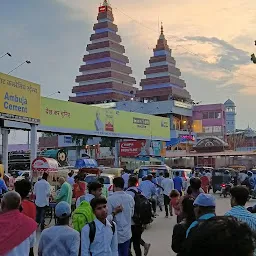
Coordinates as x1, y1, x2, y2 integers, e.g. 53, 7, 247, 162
136, 24, 191, 102
70, 0, 136, 104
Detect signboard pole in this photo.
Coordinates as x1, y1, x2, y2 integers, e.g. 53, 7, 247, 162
1, 129, 9, 174
30, 124, 37, 171
114, 139, 119, 167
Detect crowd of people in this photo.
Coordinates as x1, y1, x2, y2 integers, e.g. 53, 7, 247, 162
1, 169, 256, 256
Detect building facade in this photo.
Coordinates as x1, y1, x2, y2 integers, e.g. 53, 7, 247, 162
70, 0, 136, 104
192, 104, 226, 141
224, 99, 236, 133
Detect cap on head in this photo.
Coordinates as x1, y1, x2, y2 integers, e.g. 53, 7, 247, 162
55, 201, 71, 218
194, 194, 216, 207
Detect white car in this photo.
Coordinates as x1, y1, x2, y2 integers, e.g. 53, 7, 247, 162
85, 174, 115, 196
15, 171, 31, 182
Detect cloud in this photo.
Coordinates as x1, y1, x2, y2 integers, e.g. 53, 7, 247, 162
185, 36, 250, 70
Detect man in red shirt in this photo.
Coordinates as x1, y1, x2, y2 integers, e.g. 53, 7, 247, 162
15, 179, 36, 220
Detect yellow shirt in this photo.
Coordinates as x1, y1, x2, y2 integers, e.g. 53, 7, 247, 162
0, 164, 4, 178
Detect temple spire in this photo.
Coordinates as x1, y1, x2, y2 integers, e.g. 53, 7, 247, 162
103, 0, 109, 6
159, 22, 165, 39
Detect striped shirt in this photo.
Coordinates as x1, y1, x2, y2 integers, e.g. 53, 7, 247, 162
225, 206, 256, 231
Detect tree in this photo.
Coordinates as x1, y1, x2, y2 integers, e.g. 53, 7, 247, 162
251, 41, 256, 64
41, 132, 58, 137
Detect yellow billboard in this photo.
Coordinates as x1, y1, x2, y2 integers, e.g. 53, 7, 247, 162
41, 97, 170, 141
0, 73, 40, 123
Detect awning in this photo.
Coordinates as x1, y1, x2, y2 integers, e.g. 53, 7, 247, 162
75, 158, 98, 169
32, 157, 59, 172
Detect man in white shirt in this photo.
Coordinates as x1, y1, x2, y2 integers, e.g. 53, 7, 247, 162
161, 172, 174, 218
122, 169, 130, 190
107, 177, 135, 256
81, 197, 118, 256
33, 172, 51, 231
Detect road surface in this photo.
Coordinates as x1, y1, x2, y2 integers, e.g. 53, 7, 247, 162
35, 194, 256, 256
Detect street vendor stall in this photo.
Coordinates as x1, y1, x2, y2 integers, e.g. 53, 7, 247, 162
31, 157, 59, 184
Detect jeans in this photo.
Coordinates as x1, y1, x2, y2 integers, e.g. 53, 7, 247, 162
164, 195, 172, 217
36, 206, 47, 230
149, 198, 156, 213
118, 239, 130, 256
130, 225, 143, 256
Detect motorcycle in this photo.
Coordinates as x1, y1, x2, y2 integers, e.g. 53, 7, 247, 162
220, 183, 232, 197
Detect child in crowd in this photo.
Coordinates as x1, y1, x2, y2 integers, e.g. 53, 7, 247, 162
81, 197, 118, 256
170, 189, 181, 223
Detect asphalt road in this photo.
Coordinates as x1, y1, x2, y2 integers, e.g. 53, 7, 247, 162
34, 194, 256, 256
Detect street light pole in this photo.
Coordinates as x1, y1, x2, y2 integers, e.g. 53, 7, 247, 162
0, 52, 12, 59
47, 91, 61, 97
8, 60, 31, 74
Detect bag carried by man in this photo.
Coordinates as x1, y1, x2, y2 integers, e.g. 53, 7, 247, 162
128, 189, 152, 225
72, 200, 95, 232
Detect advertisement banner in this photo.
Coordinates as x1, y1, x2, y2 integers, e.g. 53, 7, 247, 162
0, 73, 40, 123
40, 97, 170, 141
120, 140, 164, 157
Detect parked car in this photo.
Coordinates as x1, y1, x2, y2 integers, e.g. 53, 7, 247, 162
85, 174, 115, 196
15, 171, 31, 182
171, 169, 192, 190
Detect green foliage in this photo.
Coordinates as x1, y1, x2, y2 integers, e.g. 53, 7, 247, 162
41, 132, 57, 137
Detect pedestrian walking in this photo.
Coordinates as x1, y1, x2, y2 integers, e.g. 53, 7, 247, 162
161, 172, 174, 218
0, 172, 8, 197
81, 197, 118, 256
0, 191, 37, 256
126, 176, 151, 256
189, 177, 204, 199
200, 172, 210, 193
98, 177, 108, 198
38, 201, 80, 256
172, 197, 195, 256
225, 186, 256, 231
173, 171, 183, 196
186, 193, 216, 237
67, 170, 75, 187
122, 169, 130, 190
76, 181, 103, 207
56, 177, 72, 205
139, 175, 157, 216
15, 179, 36, 220
107, 177, 135, 256
33, 172, 51, 231
73, 175, 86, 200
170, 189, 181, 222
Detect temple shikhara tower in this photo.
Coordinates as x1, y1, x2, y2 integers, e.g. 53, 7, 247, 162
136, 24, 191, 102
70, 0, 136, 104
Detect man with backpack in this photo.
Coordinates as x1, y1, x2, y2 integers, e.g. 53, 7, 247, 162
107, 177, 135, 256
81, 197, 118, 256
73, 182, 103, 232
126, 176, 151, 256
73, 182, 124, 233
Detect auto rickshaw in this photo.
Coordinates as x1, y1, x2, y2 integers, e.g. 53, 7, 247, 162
212, 168, 234, 193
